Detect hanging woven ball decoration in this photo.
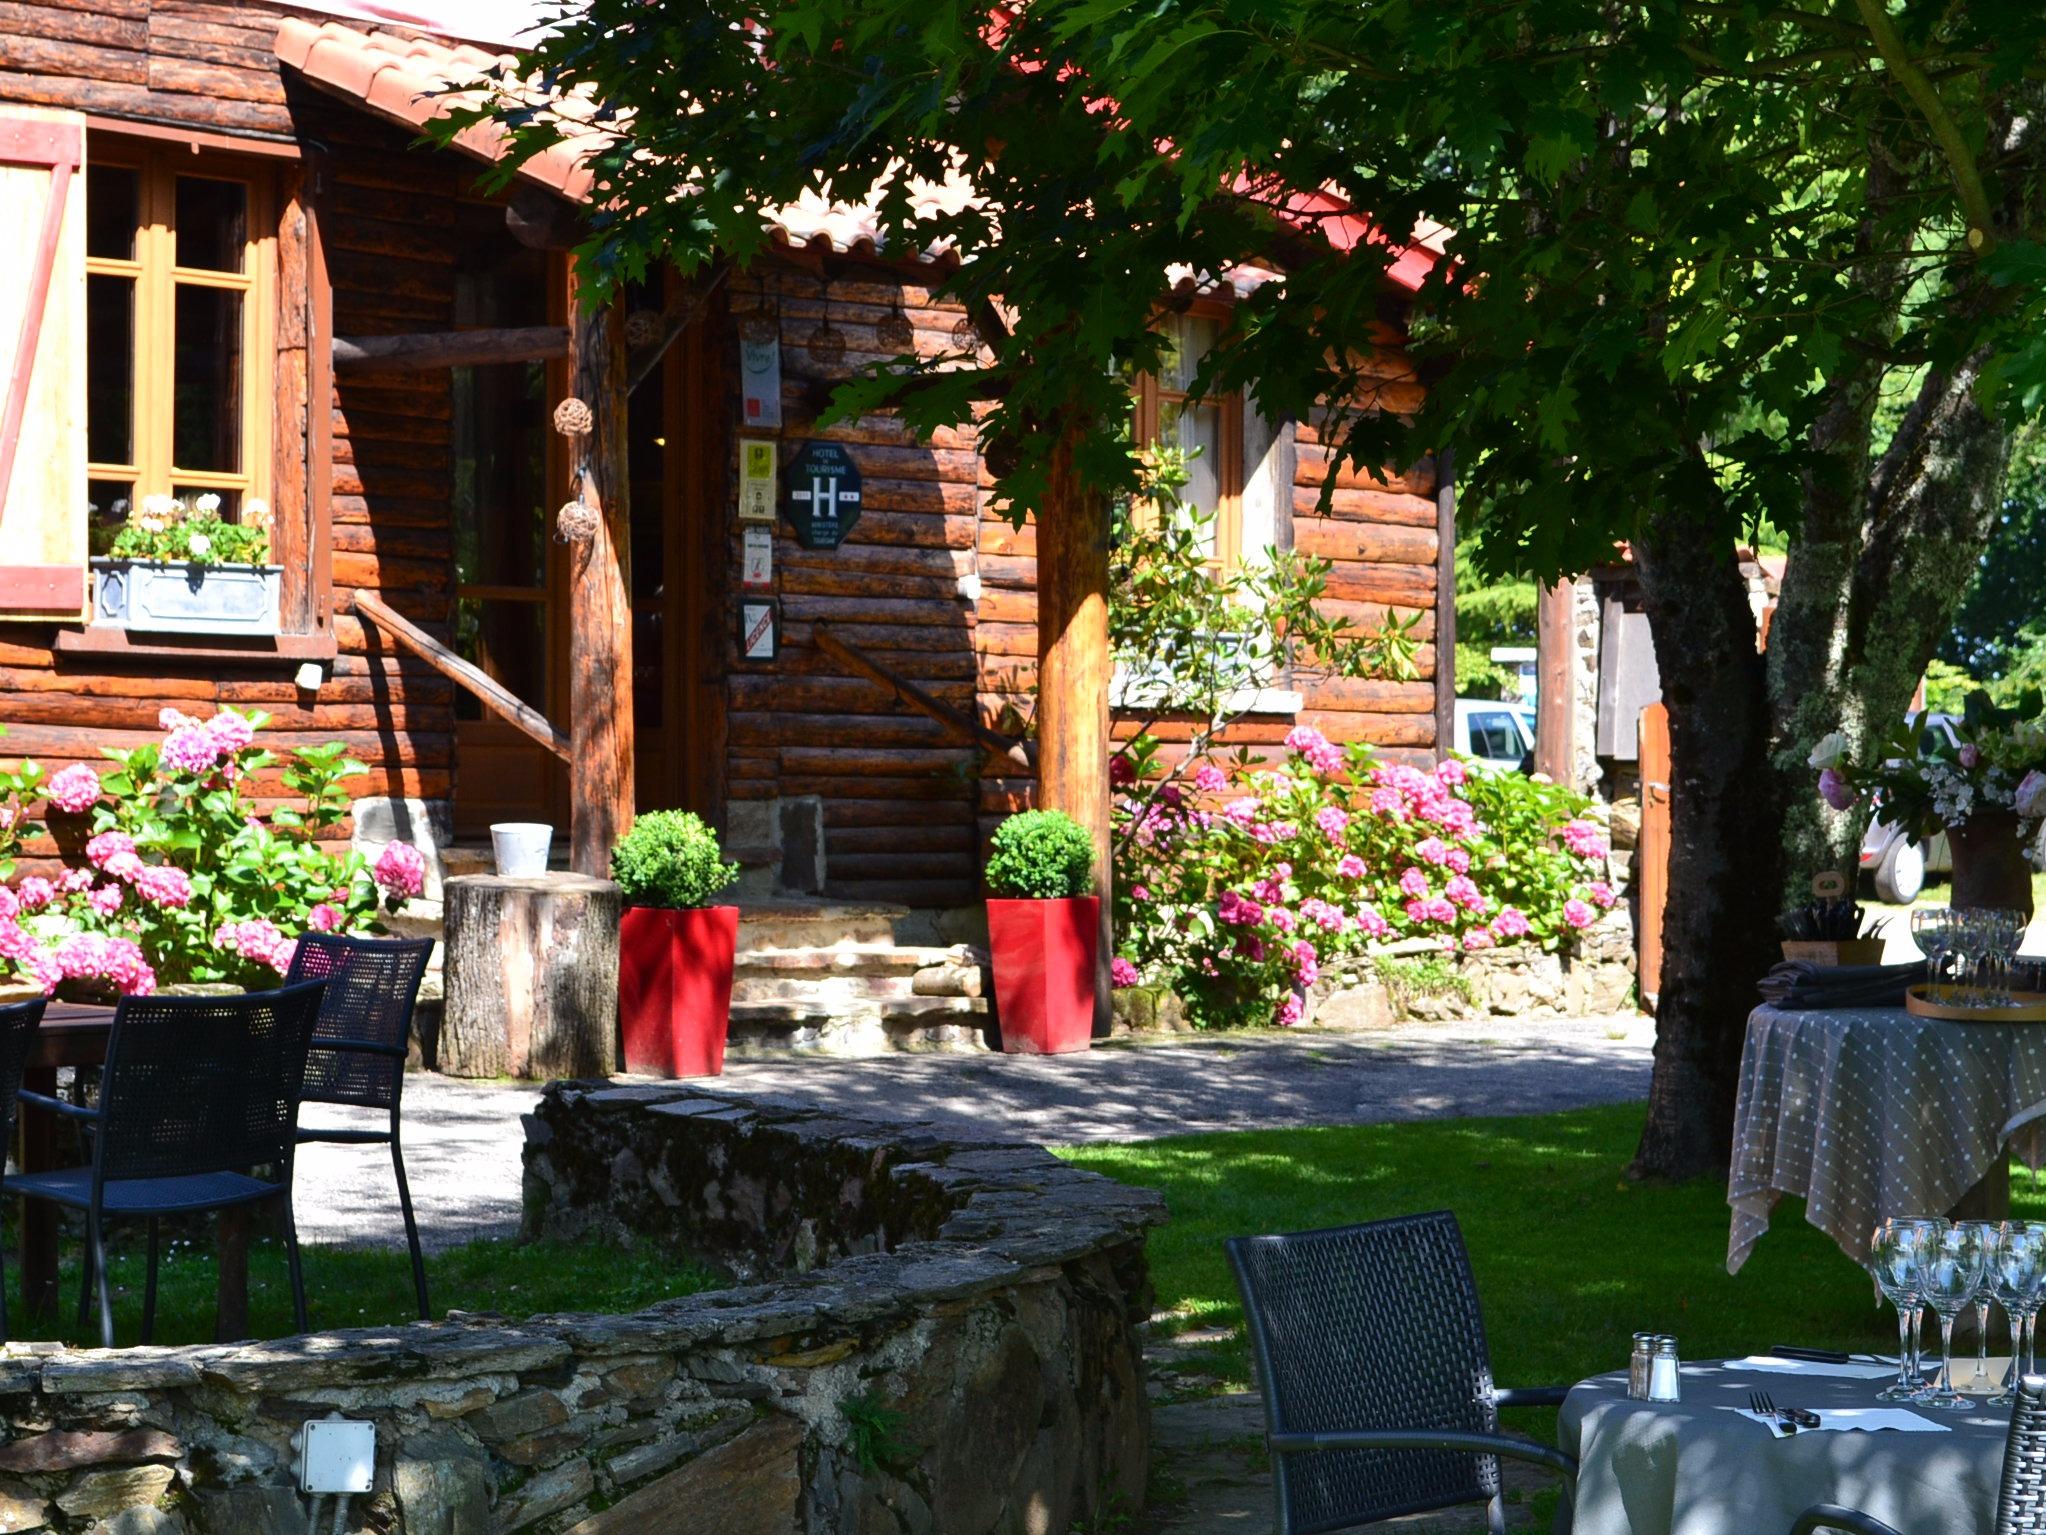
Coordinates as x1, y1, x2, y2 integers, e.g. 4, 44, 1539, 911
950, 314, 983, 353
552, 397, 595, 438
739, 310, 778, 344
624, 309, 664, 348
806, 318, 847, 367
555, 497, 600, 544
876, 303, 916, 352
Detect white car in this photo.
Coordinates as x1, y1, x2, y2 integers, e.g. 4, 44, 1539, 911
1453, 699, 1535, 773
1860, 819, 1949, 904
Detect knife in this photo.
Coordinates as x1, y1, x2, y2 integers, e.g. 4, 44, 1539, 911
1770, 1346, 1852, 1364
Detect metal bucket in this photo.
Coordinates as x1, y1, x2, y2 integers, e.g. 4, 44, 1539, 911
491, 822, 554, 878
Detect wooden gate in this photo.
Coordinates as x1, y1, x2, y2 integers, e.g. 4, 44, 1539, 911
1637, 701, 1671, 1004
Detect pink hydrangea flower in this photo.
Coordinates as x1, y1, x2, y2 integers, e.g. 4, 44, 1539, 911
160, 723, 221, 776
1285, 725, 1329, 757
57, 868, 93, 895
52, 933, 154, 995
1585, 880, 1617, 909
215, 918, 293, 976
1222, 797, 1259, 827
373, 842, 427, 900
205, 710, 255, 754
1370, 787, 1407, 819
1217, 890, 1265, 926
12, 877, 51, 911
0, 887, 17, 921
1110, 957, 1140, 988
132, 864, 193, 909
1435, 758, 1468, 787
1129, 885, 1152, 903
1404, 896, 1457, 925
1562, 898, 1596, 930
1291, 939, 1320, 987
1193, 763, 1228, 793
102, 852, 144, 883
1234, 934, 1267, 962
1353, 905, 1390, 938
158, 707, 200, 731
1274, 992, 1305, 1027
1315, 806, 1350, 838
1109, 754, 1135, 787
1818, 767, 1855, 812
1463, 929, 1496, 950
86, 831, 136, 870
1248, 822, 1295, 845
47, 764, 99, 815
1335, 854, 1367, 880
1444, 874, 1486, 912
1398, 866, 1430, 898
1492, 907, 1532, 940
1561, 820, 1610, 860
1299, 898, 1347, 933
1444, 847, 1472, 874
86, 883, 123, 917
1267, 907, 1297, 933
1416, 836, 1450, 866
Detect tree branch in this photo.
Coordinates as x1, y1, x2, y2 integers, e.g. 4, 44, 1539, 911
1850, 0, 1997, 248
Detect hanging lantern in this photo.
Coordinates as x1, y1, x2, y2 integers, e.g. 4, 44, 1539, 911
624, 309, 664, 348
950, 313, 982, 353
876, 300, 915, 352
552, 397, 594, 438
739, 309, 778, 344
555, 498, 601, 544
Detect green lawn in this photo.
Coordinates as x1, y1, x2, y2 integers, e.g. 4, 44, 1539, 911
1057, 1100, 2041, 1392
7, 1231, 719, 1348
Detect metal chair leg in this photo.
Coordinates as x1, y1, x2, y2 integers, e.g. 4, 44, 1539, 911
0, 1231, 11, 1343
391, 1135, 429, 1320
282, 1197, 308, 1335
76, 1228, 95, 1330
141, 1217, 159, 1345
88, 1215, 114, 1349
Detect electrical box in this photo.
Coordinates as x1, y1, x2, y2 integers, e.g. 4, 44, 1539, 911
300, 1419, 375, 1494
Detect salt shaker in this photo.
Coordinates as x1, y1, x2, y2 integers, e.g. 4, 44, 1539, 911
1648, 1337, 1681, 1402
1629, 1334, 1656, 1399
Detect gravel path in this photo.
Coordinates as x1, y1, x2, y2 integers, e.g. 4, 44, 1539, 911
291, 1014, 1654, 1251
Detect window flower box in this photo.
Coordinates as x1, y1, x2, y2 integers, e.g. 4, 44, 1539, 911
90, 557, 282, 637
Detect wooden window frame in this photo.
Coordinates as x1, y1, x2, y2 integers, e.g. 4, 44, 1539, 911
83, 135, 276, 534
1132, 303, 1243, 574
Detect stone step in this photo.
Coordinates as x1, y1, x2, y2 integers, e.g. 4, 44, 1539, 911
728, 994, 986, 1027
729, 972, 921, 1005
726, 994, 992, 1057
736, 901, 915, 951
734, 942, 965, 976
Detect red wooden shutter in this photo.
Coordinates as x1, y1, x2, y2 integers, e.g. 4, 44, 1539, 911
0, 107, 86, 620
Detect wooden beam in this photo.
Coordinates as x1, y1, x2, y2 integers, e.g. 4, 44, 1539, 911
1433, 448, 1456, 761
331, 326, 570, 373
567, 274, 636, 875
1534, 577, 1575, 786
505, 184, 584, 252
814, 623, 1035, 774
627, 265, 729, 394
350, 589, 570, 760
1036, 419, 1112, 1037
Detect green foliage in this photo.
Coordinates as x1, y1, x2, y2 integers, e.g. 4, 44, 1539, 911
1943, 430, 2046, 685
104, 493, 270, 567
985, 810, 1095, 900
609, 810, 737, 909
840, 1394, 918, 1476
1371, 953, 1475, 1017
1922, 658, 1983, 715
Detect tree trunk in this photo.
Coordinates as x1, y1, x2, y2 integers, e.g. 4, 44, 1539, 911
442, 873, 622, 1079
1629, 499, 1783, 1181
1037, 420, 1113, 1037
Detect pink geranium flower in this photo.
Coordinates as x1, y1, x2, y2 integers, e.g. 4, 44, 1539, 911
1110, 957, 1140, 988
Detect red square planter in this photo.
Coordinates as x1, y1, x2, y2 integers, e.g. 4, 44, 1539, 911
618, 905, 739, 1077
986, 895, 1098, 1054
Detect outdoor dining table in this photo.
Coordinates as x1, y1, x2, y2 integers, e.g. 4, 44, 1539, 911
1559, 1360, 2014, 1535
15, 1001, 256, 1342
1727, 1001, 2046, 1274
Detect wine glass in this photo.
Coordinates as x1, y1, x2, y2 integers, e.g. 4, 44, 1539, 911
1872, 1217, 1938, 1402
1997, 908, 2029, 1006
1961, 1220, 2004, 1386
1919, 1220, 1990, 1408
1990, 1221, 2046, 1406
1912, 908, 1952, 1001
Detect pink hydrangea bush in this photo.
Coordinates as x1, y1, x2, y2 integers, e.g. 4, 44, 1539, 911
1114, 727, 1612, 1028
0, 707, 424, 995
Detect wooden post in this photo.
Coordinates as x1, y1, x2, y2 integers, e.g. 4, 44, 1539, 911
567, 274, 635, 876
1036, 422, 1112, 1036
1432, 448, 1456, 761
1535, 578, 1576, 787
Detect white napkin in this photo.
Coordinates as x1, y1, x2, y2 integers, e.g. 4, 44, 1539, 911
1732, 1407, 1950, 1439
1726, 1355, 1897, 1380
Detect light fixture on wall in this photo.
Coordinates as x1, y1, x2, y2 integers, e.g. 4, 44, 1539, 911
876, 297, 915, 353
806, 288, 847, 368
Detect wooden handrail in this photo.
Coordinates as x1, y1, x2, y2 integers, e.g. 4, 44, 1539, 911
351, 590, 571, 761
813, 622, 1034, 775
332, 326, 570, 373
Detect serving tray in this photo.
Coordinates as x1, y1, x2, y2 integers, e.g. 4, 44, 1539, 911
1904, 985, 2046, 1023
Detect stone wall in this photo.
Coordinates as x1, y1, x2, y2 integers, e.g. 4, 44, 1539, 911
0, 1090, 1163, 1534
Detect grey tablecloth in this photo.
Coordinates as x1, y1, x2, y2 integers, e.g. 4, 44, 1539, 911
1560, 1361, 2012, 1535
1727, 1004, 2046, 1273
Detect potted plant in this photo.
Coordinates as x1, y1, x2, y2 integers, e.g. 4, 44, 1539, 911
984, 809, 1098, 1054
91, 493, 282, 636
611, 810, 740, 1077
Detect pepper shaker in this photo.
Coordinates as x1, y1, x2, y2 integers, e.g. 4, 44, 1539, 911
1629, 1333, 1656, 1399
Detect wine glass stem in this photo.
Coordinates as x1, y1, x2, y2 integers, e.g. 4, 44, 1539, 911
2028, 1310, 2038, 1378
1895, 1305, 1913, 1392
1940, 1312, 1958, 1393
1979, 1300, 1991, 1378
1911, 1307, 1925, 1385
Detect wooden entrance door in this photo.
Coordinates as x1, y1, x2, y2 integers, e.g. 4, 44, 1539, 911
450, 214, 567, 840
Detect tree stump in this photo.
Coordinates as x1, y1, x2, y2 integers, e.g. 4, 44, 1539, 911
441, 874, 620, 1079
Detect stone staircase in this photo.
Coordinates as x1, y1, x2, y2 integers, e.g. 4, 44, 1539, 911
730, 902, 991, 1056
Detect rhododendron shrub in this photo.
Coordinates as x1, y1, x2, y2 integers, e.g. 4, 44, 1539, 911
1114, 727, 1612, 1028
0, 707, 422, 995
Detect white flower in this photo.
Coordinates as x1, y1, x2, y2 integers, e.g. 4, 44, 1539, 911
112, 498, 128, 516
141, 494, 175, 519
194, 492, 221, 515
1808, 731, 1850, 770
2016, 770, 2046, 819
187, 534, 212, 558
245, 497, 271, 528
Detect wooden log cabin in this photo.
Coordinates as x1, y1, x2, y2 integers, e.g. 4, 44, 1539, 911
0, 2, 1453, 933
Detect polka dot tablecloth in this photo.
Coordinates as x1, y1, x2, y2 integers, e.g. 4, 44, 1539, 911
1728, 1003, 2046, 1273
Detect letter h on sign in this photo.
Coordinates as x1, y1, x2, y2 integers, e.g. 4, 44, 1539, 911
783, 441, 863, 550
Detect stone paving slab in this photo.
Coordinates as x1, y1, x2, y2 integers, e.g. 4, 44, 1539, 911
292, 1015, 1653, 1251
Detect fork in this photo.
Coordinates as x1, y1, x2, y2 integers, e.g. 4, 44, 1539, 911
1750, 1390, 1796, 1434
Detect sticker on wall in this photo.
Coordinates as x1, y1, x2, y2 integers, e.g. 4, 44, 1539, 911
783, 440, 864, 550
740, 599, 778, 660
738, 439, 778, 522
741, 526, 774, 590
740, 330, 783, 428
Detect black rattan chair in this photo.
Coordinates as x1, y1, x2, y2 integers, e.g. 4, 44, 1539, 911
1791, 1374, 2046, 1535
285, 933, 436, 1319
6, 981, 326, 1347
0, 995, 47, 1339
1227, 1211, 1578, 1535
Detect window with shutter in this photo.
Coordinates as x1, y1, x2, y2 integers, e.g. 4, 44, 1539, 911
0, 107, 87, 619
